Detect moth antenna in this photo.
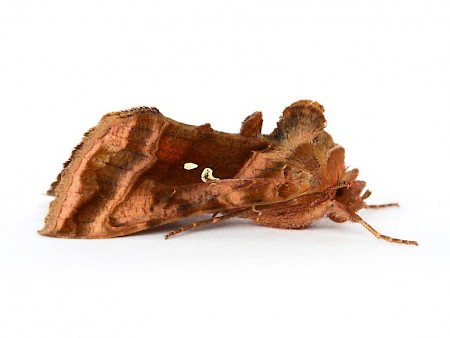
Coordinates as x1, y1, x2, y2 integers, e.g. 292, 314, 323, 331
164, 210, 248, 239
352, 213, 418, 246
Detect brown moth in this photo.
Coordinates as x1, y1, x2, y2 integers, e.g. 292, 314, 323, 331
40, 100, 417, 245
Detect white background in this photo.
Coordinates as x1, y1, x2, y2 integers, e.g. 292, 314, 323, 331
1, 0, 449, 337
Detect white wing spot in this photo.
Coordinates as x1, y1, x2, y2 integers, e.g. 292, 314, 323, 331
201, 168, 220, 182
184, 162, 199, 170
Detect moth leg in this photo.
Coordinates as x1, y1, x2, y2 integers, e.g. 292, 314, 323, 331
164, 217, 221, 239
365, 202, 399, 209
330, 202, 418, 246
360, 190, 399, 209
252, 206, 262, 217
164, 210, 248, 239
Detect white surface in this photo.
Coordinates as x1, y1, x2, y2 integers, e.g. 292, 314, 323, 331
1, 1, 449, 337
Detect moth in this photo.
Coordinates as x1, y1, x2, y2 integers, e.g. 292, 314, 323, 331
40, 100, 417, 245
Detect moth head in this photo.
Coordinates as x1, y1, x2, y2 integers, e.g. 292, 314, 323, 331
333, 173, 370, 215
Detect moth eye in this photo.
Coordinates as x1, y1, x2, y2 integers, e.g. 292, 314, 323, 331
335, 188, 345, 198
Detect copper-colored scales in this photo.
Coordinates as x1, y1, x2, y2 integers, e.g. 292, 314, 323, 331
41, 100, 417, 245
